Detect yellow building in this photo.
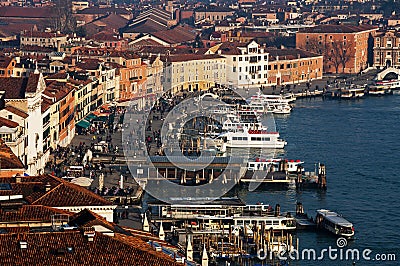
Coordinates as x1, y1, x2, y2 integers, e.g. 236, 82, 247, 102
163, 54, 226, 94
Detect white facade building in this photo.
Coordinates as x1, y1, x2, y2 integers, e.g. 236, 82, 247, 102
208, 40, 270, 89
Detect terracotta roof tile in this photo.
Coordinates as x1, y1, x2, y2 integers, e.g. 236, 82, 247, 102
0, 77, 28, 99
4, 106, 28, 119
0, 205, 71, 223
0, 139, 24, 169
298, 24, 378, 34
0, 231, 181, 266
25, 73, 40, 93
0, 117, 19, 128
0, 175, 112, 207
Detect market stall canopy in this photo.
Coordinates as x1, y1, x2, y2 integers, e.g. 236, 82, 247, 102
85, 113, 98, 122
76, 119, 90, 128
70, 177, 94, 187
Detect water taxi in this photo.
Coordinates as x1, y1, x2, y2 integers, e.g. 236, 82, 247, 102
316, 209, 354, 238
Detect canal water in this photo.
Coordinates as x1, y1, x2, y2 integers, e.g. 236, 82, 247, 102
239, 95, 400, 265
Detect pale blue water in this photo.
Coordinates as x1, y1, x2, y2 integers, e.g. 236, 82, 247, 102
239, 96, 400, 265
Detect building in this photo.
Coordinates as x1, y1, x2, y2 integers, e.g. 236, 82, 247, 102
266, 48, 323, 86
42, 80, 75, 148
296, 25, 378, 74
373, 30, 400, 69
0, 72, 49, 175
20, 31, 68, 52
194, 6, 234, 23
0, 136, 25, 177
207, 40, 270, 89
162, 54, 226, 94
0, 174, 117, 222
0, 56, 16, 77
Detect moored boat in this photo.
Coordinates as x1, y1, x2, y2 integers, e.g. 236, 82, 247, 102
316, 209, 354, 238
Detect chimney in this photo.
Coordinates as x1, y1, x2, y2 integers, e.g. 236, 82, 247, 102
45, 182, 51, 192
82, 227, 95, 242
19, 241, 28, 249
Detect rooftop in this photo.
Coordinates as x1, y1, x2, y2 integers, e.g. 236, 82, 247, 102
0, 231, 181, 266
298, 24, 378, 34
0, 139, 24, 169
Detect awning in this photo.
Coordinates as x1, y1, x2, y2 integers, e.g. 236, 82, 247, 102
85, 113, 97, 122
76, 119, 90, 128
93, 116, 108, 122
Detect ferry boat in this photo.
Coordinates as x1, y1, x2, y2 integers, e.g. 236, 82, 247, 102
151, 200, 296, 232
374, 79, 400, 91
316, 209, 354, 238
222, 118, 264, 132
250, 93, 292, 105
367, 85, 385, 96
216, 127, 287, 149
340, 87, 365, 99
247, 158, 304, 173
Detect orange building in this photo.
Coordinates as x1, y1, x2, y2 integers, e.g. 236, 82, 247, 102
43, 81, 75, 147
266, 48, 323, 86
0, 139, 25, 177
0, 56, 16, 77
296, 25, 377, 74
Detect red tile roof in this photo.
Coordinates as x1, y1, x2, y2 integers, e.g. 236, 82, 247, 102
0, 205, 71, 223
0, 77, 28, 99
75, 59, 101, 71
0, 117, 19, 128
163, 53, 224, 62
4, 106, 28, 119
0, 6, 53, 18
26, 73, 40, 93
151, 25, 198, 45
0, 56, 12, 68
20, 30, 66, 38
0, 231, 181, 266
0, 175, 112, 207
0, 139, 24, 169
298, 24, 378, 34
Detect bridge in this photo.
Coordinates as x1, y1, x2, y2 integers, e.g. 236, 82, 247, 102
376, 67, 400, 81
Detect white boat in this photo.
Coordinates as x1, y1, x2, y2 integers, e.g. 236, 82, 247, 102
271, 103, 292, 114
375, 79, 400, 90
250, 93, 292, 105
247, 158, 304, 173
316, 209, 354, 238
222, 118, 264, 132
340, 87, 365, 99
217, 127, 287, 149
368, 86, 385, 96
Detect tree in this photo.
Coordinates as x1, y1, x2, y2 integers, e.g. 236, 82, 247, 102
51, 0, 77, 33
327, 40, 342, 74
326, 40, 353, 73
298, 36, 325, 55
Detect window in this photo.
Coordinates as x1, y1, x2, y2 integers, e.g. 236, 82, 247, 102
233, 57, 236, 61
343, 36, 347, 40
233, 67, 236, 72
8, 115, 12, 120
239, 57, 242, 61
273, 65, 277, 70
280, 64, 284, 69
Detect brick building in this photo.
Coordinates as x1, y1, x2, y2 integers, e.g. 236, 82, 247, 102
266, 48, 323, 86
296, 25, 377, 74
373, 30, 400, 69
